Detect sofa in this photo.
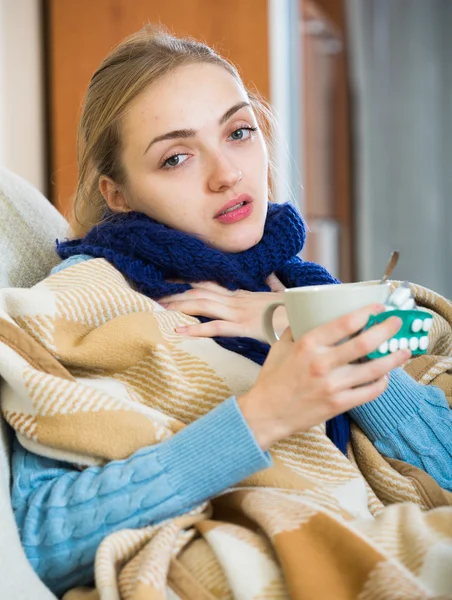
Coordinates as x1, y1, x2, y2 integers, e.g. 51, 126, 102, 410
0, 166, 68, 599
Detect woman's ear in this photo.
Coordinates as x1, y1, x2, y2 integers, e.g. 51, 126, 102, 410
99, 176, 131, 213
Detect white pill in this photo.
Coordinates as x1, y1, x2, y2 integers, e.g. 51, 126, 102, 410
419, 336, 429, 350
400, 299, 416, 311
398, 337, 409, 350
411, 319, 423, 333
389, 338, 399, 353
390, 287, 412, 307
378, 341, 389, 354
409, 337, 419, 351
422, 318, 433, 332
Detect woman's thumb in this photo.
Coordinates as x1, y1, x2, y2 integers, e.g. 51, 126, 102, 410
266, 273, 286, 292
278, 326, 293, 344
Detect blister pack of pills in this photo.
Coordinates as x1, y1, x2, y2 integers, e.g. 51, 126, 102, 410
364, 282, 433, 359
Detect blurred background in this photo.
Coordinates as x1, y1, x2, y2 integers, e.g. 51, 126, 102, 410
1, 0, 451, 297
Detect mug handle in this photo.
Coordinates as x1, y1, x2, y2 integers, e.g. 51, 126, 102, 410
262, 300, 285, 345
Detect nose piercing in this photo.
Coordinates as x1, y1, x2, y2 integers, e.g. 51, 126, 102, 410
237, 171, 243, 183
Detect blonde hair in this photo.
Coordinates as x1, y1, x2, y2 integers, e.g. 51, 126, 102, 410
72, 25, 276, 237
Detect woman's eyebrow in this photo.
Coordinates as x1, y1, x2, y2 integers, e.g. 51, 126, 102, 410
143, 101, 251, 154
219, 101, 250, 125
144, 128, 196, 154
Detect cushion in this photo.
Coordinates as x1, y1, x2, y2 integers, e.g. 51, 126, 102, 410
0, 166, 65, 599
0, 166, 68, 288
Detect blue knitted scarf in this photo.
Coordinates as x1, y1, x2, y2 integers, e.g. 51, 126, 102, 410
56, 202, 350, 453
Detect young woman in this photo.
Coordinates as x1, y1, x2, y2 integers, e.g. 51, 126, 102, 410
11, 27, 452, 596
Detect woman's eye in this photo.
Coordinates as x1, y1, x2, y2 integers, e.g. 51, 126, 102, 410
162, 154, 189, 169
229, 127, 257, 141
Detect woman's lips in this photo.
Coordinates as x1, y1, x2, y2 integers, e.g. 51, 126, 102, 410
215, 194, 252, 217
215, 200, 253, 224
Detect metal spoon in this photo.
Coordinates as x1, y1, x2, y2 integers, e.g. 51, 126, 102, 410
380, 250, 399, 284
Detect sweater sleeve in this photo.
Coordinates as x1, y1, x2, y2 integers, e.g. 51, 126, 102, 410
11, 396, 271, 597
349, 368, 452, 491
50, 254, 92, 274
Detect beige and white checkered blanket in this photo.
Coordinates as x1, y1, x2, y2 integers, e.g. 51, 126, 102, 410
1, 258, 451, 599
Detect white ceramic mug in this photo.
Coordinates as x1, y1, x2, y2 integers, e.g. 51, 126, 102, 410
263, 281, 390, 344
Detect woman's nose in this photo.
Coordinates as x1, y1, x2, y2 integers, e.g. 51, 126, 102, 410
207, 153, 242, 192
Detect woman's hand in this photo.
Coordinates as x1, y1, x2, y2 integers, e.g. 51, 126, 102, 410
159, 274, 287, 342
237, 304, 411, 451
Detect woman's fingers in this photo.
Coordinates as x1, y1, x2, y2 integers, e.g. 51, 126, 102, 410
277, 326, 294, 344
175, 320, 238, 337
331, 376, 390, 414
190, 281, 235, 295
300, 314, 406, 382
308, 303, 386, 347
160, 288, 231, 306
328, 315, 405, 368
265, 273, 286, 292
329, 349, 410, 394
166, 298, 233, 320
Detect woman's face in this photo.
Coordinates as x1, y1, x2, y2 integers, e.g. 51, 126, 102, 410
109, 63, 269, 252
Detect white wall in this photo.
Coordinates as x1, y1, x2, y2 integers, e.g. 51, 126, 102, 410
268, 0, 304, 211
0, 0, 45, 193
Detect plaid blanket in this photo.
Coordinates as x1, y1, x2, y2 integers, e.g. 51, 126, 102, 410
1, 258, 451, 599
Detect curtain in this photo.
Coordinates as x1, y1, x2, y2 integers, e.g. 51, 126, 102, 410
346, 0, 452, 299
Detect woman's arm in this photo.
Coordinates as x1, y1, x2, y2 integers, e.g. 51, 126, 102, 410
12, 397, 271, 597
160, 277, 452, 488
349, 368, 452, 490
